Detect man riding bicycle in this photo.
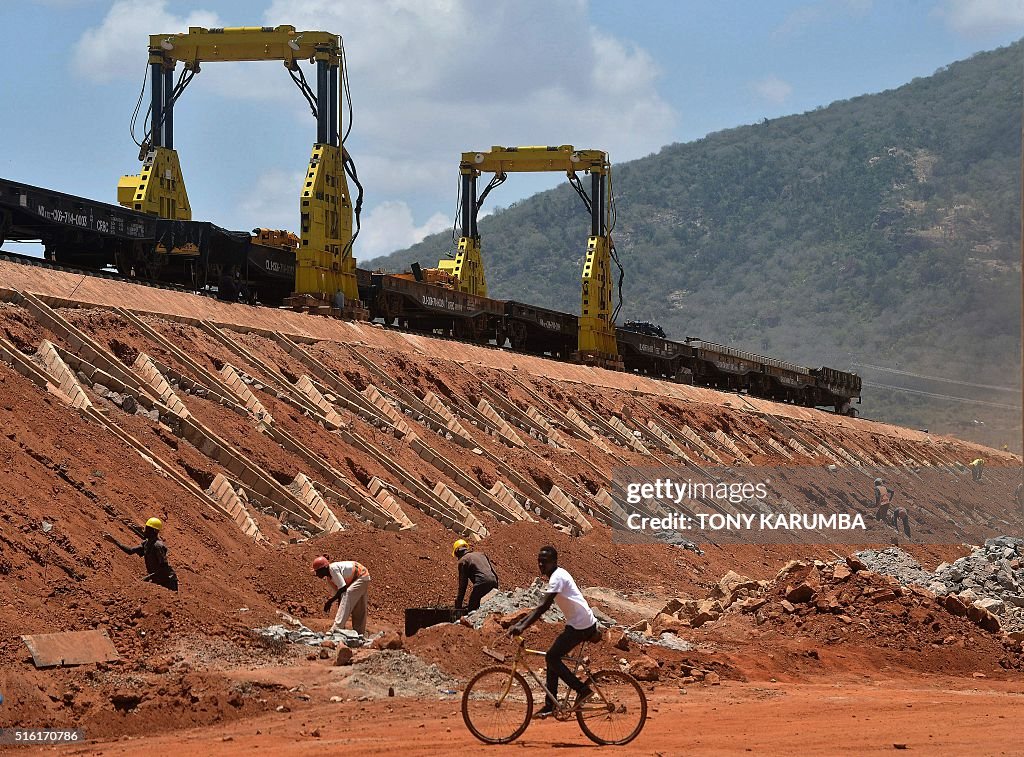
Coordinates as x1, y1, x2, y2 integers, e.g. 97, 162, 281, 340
509, 545, 597, 718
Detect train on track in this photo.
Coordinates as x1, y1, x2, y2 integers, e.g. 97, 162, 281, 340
0, 174, 862, 416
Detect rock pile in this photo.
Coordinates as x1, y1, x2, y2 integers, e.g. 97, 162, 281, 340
641, 569, 768, 633
339, 650, 457, 698
464, 579, 566, 629
744, 557, 1023, 661
640, 554, 1023, 668
856, 538, 1024, 633
851, 548, 933, 587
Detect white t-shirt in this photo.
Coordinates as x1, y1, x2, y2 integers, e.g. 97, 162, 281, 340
329, 561, 368, 589
546, 567, 596, 630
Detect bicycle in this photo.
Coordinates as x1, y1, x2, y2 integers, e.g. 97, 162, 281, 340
461, 633, 648, 746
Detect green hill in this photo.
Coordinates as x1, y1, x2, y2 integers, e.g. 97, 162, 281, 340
366, 41, 1023, 448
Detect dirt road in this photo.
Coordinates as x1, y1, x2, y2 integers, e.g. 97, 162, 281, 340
39, 677, 1022, 757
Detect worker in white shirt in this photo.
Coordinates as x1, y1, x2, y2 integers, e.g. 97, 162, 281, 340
312, 555, 371, 635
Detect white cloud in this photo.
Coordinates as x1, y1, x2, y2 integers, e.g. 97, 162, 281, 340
72, 0, 220, 83
237, 168, 305, 231
265, 0, 676, 189
935, 0, 1024, 37
751, 75, 793, 105
358, 202, 450, 260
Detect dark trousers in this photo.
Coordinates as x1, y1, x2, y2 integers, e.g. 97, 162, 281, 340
467, 580, 497, 612
148, 572, 179, 592
545, 623, 596, 709
893, 508, 911, 537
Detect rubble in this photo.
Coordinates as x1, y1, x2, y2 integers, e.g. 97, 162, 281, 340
464, 579, 566, 628
337, 650, 457, 699
857, 538, 1024, 633
253, 624, 369, 648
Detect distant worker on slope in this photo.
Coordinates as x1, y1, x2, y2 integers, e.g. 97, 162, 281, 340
873, 478, 895, 522
312, 555, 371, 636
453, 539, 499, 612
1014, 479, 1023, 515
892, 505, 911, 538
969, 458, 985, 482
103, 517, 178, 592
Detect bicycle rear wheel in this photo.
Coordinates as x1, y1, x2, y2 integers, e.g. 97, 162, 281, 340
576, 669, 648, 746
462, 665, 534, 744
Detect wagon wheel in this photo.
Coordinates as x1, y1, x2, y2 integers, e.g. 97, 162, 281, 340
379, 291, 404, 322
507, 321, 528, 351
0, 210, 11, 248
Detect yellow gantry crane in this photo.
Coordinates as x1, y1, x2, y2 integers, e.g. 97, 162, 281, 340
117, 25, 361, 306
450, 145, 621, 367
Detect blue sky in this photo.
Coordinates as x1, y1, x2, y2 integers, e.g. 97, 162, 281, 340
1, 0, 1022, 262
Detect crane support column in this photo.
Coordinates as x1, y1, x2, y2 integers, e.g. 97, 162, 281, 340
163, 66, 174, 149
576, 165, 620, 369
118, 47, 190, 221
439, 167, 487, 296
329, 64, 338, 145
150, 59, 163, 147
295, 40, 359, 309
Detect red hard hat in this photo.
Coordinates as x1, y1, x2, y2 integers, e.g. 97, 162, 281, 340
311, 555, 330, 572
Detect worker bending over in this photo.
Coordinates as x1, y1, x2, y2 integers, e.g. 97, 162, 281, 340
313, 556, 371, 636
873, 478, 895, 521
892, 505, 911, 538
453, 539, 499, 612
104, 517, 178, 591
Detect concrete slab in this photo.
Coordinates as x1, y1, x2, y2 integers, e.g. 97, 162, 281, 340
22, 630, 119, 668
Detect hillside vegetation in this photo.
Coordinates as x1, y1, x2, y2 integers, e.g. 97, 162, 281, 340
367, 41, 1022, 447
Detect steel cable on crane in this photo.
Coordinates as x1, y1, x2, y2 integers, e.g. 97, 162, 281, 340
568, 172, 592, 214
449, 174, 462, 254
340, 150, 364, 259
475, 172, 506, 214
339, 37, 354, 144
606, 160, 624, 322
288, 65, 318, 119
336, 36, 363, 256
129, 62, 149, 148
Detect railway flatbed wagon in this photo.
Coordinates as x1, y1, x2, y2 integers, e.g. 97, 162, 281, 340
360, 270, 505, 341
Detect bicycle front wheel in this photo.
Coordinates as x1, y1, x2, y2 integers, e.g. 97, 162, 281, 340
462, 665, 534, 744
577, 669, 648, 746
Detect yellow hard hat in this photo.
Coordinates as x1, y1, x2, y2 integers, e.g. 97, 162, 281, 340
452, 539, 470, 557
145, 517, 163, 531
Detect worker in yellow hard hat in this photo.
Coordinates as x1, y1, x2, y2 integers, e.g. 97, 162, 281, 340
103, 517, 178, 591
453, 539, 498, 612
